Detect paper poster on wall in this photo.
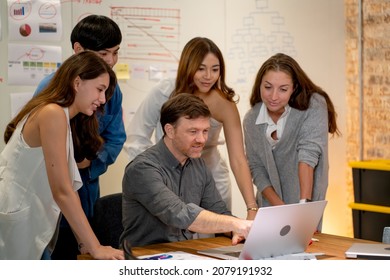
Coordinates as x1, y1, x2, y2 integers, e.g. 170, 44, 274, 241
7, 0, 62, 41
8, 43, 62, 86
111, 6, 180, 81
10, 92, 34, 117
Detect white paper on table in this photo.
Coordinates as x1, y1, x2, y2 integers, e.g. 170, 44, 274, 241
140, 251, 216, 260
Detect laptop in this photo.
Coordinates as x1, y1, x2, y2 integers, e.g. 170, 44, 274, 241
198, 200, 327, 260
345, 243, 390, 259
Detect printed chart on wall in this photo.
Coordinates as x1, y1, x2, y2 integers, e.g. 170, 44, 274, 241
224, 0, 298, 108
72, 0, 181, 83
112, 6, 180, 81
7, 43, 61, 86
7, 0, 62, 86
8, 0, 62, 41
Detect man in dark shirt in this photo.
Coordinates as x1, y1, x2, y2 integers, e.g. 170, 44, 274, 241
120, 93, 252, 247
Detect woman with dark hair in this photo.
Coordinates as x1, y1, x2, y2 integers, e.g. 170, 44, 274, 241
125, 37, 258, 220
0, 51, 124, 260
34, 14, 126, 259
243, 53, 339, 216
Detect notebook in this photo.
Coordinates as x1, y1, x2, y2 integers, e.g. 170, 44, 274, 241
198, 200, 327, 260
345, 243, 390, 259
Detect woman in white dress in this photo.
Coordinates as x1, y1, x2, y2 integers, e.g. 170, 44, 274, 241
0, 51, 124, 260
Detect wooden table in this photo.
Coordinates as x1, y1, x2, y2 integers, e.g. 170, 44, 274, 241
78, 233, 378, 260
129, 233, 378, 260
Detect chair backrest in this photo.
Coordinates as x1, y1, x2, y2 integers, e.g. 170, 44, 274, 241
383, 227, 390, 244
92, 193, 123, 249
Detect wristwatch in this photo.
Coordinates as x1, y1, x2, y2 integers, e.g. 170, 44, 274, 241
299, 198, 312, 204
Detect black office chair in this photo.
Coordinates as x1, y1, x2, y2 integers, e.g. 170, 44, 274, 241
92, 193, 123, 249
383, 227, 390, 244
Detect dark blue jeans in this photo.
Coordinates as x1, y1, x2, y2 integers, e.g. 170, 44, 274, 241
51, 168, 100, 260
41, 247, 51, 260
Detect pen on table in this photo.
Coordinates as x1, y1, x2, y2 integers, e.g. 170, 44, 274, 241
142, 254, 173, 260
309, 238, 319, 246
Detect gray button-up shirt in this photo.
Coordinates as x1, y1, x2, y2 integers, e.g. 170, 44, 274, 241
120, 139, 230, 247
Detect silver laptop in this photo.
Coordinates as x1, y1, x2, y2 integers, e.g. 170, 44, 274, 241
198, 200, 327, 260
345, 243, 390, 259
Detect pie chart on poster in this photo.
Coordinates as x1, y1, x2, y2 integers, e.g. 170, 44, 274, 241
19, 24, 32, 37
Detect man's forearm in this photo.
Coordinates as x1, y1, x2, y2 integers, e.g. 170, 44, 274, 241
188, 210, 240, 234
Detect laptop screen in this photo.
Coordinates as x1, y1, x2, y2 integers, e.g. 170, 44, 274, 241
198, 200, 327, 260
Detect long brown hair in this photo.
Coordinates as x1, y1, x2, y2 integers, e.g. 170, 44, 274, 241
171, 37, 237, 103
4, 51, 117, 161
250, 53, 339, 135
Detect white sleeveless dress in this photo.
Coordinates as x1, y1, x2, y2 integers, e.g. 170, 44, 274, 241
201, 118, 232, 210
0, 107, 82, 259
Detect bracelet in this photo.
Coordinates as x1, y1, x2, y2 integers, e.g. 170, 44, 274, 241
78, 242, 85, 251
247, 207, 259, 211
246, 202, 258, 207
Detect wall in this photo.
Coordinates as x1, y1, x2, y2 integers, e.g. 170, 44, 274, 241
346, 0, 390, 162
345, 0, 390, 236
0, 0, 349, 236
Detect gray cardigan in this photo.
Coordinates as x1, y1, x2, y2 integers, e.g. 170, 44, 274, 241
243, 93, 329, 207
